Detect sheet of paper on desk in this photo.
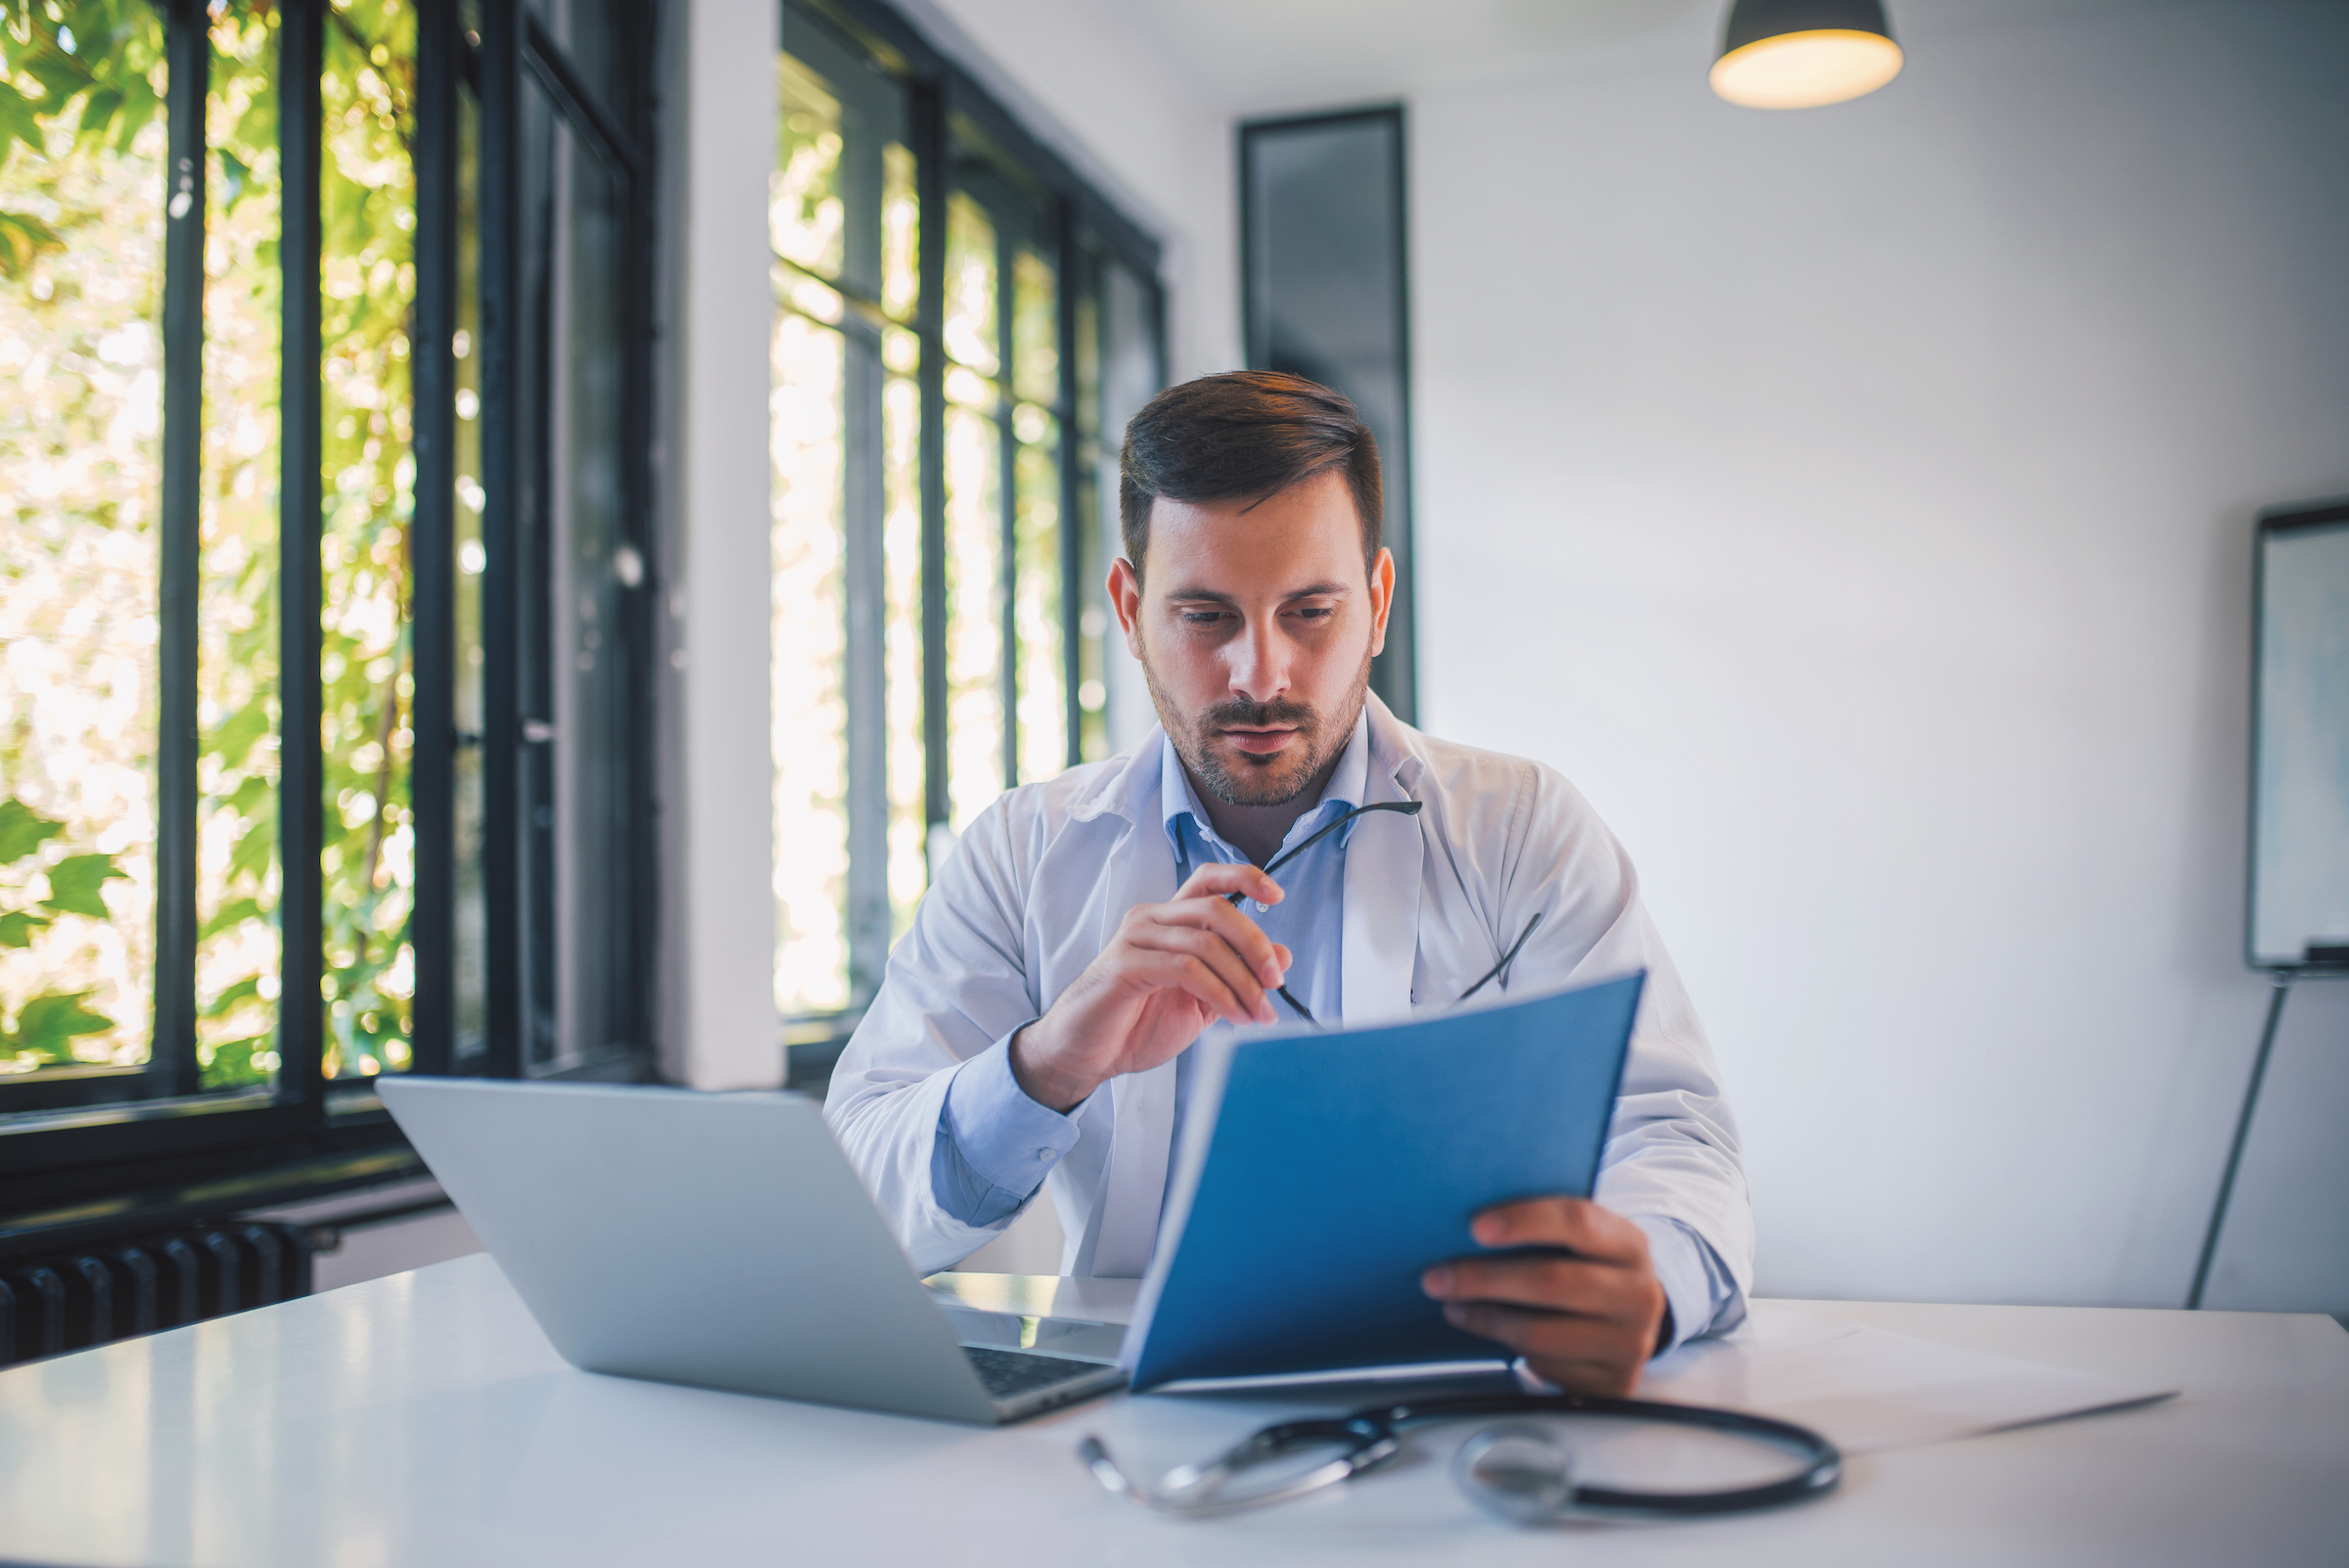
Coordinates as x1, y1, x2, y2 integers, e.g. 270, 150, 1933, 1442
1639, 1300, 2179, 1455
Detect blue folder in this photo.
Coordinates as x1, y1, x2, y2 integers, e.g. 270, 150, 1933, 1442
1123, 972, 1645, 1390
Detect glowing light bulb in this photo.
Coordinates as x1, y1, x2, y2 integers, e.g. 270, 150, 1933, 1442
1712, 1, 1904, 111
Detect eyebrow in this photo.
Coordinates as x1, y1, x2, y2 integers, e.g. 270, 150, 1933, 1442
1162, 581, 1351, 603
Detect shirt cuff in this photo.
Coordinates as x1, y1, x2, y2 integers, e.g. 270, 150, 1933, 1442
1630, 1214, 1740, 1355
929, 1032, 1082, 1227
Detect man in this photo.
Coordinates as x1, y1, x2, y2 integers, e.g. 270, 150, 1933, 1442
828, 372, 1748, 1395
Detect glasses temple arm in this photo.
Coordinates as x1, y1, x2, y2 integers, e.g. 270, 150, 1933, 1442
1228, 800, 1425, 904
1455, 911, 1543, 1003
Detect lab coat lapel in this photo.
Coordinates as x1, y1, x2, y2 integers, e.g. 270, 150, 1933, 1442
1083, 733, 1180, 1278
1341, 711, 1424, 1027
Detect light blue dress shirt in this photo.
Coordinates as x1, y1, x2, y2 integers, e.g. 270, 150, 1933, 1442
925, 712, 1737, 1350
930, 713, 1370, 1227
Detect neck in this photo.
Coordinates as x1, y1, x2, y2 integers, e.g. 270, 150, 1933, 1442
1184, 746, 1346, 866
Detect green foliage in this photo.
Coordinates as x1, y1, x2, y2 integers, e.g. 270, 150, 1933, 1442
0, 800, 124, 1063
312, 0, 421, 1082
0, 3, 160, 1076
43, 852, 125, 917
6, 2, 431, 1087
0, 798, 66, 864
0, 204, 59, 279
5, 990, 115, 1065
0, 0, 166, 167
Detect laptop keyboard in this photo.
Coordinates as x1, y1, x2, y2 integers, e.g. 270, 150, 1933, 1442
963, 1345, 1111, 1401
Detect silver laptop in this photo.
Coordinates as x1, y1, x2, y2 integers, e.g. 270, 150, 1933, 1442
378, 1077, 1125, 1424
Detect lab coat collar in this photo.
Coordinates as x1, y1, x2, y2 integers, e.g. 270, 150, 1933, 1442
1155, 708, 1373, 861
1341, 695, 1425, 1025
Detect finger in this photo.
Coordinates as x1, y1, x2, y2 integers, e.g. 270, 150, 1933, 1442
1420, 1254, 1648, 1318
1469, 1197, 1649, 1265
1173, 861, 1284, 907
1440, 1303, 1647, 1396
1123, 949, 1261, 1029
1128, 925, 1276, 1024
1149, 898, 1288, 988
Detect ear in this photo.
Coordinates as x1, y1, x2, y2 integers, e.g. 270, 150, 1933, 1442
1108, 556, 1145, 660
1366, 547, 1395, 659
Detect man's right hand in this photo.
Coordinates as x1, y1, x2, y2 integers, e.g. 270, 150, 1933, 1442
1008, 863, 1292, 1112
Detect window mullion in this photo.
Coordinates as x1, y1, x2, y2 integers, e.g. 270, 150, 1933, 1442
994, 210, 1018, 791
913, 82, 949, 854
1055, 207, 1082, 772
476, 0, 523, 1081
153, 0, 208, 1102
277, 0, 326, 1113
409, 0, 461, 1079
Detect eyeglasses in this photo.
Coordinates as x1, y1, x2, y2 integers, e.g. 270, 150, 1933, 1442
1223, 800, 1544, 1027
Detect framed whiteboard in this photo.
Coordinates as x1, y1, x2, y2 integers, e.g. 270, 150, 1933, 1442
2250, 499, 2349, 971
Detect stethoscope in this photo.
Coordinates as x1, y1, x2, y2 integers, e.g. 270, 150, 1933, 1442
1081, 1390, 1842, 1521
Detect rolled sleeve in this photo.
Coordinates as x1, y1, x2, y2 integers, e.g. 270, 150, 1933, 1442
930, 1033, 1082, 1227
1630, 1214, 1745, 1354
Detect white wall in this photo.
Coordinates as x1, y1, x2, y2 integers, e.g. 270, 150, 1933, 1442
1410, 0, 2349, 1308
656, 0, 783, 1089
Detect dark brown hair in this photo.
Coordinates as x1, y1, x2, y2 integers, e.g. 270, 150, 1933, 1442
1118, 371, 1382, 579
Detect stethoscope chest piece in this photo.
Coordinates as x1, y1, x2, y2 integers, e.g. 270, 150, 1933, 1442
1452, 1422, 1579, 1523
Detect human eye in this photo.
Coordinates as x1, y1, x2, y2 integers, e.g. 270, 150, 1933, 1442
1176, 605, 1229, 627
1287, 601, 1337, 624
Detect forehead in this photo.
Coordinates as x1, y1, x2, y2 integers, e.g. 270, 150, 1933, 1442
1144, 468, 1364, 593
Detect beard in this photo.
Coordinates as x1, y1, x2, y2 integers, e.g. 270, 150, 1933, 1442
1142, 646, 1374, 809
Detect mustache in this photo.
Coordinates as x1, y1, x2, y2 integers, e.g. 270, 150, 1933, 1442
1202, 698, 1318, 731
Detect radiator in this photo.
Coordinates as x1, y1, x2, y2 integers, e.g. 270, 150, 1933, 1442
0, 1222, 317, 1367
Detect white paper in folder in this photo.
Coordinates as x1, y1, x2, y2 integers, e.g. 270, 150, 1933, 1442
927, 1276, 2179, 1454
1638, 1300, 2178, 1454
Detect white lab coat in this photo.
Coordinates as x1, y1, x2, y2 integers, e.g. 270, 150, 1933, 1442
826, 697, 1751, 1315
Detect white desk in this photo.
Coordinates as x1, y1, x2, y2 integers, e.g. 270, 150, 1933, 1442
1, 1253, 2343, 1568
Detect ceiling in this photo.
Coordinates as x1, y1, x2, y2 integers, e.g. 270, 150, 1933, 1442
1090, 0, 2132, 116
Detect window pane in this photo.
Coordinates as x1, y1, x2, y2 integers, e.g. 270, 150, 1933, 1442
881, 143, 916, 322
1012, 245, 1057, 408
528, 106, 638, 1070
770, 306, 851, 1016
1070, 274, 1109, 762
944, 405, 1003, 830
1013, 418, 1064, 783
773, 55, 843, 279
526, 0, 626, 123
454, 82, 487, 1058
882, 373, 924, 939
1010, 245, 1063, 779
0, 6, 169, 1082
318, 0, 419, 1081
944, 192, 997, 377
195, 8, 283, 1089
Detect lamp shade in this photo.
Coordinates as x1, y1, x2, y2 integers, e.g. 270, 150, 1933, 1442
1711, 0, 1903, 110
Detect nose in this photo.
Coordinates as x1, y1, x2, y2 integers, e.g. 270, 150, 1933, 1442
1224, 612, 1289, 704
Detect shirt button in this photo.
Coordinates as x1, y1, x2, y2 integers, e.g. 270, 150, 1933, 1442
1252, 900, 1269, 913
1036, 1148, 1053, 1161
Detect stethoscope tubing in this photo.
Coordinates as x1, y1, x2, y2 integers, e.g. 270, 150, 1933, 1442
1377, 1392, 1843, 1515
1103, 1393, 1842, 1519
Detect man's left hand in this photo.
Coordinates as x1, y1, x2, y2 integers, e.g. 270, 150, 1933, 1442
1419, 1197, 1669, 1397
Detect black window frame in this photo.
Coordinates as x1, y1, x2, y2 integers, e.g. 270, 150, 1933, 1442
777, 0, 1169, 1071
1, 0, 661, 1247
1238, 104, 1416, 724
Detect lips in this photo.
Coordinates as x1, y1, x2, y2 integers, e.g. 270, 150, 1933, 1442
1220, 727, 1300, 756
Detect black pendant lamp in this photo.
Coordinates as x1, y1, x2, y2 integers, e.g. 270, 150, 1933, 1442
1711, 0, 1903, 109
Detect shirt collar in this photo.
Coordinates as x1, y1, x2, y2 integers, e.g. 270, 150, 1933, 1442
1161, 706, 1373, 860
